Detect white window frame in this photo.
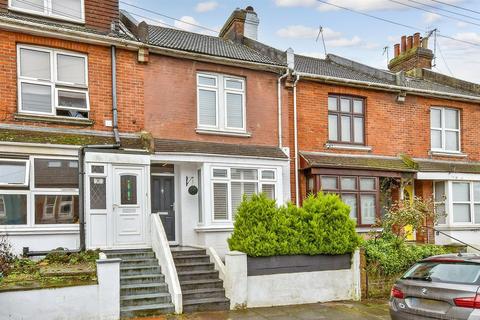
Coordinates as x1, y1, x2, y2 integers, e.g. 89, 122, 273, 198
17, 44, 89, 117
197, 73, 246, 133
437, 181, 480, 227
0, 158, 30, 187
430, 107, 461, 153
8, 0, 85, 23
210, 167, 278, 223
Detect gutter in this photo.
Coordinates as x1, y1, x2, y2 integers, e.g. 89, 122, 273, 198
78, 45, 121, 251
293, 74, 300, 206
277, 69, 289, 148
295, 71, 480, 103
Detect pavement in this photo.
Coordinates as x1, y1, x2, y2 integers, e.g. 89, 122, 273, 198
134, 300, 390, 320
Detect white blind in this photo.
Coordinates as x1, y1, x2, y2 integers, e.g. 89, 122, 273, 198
198, 89, 217, 126
21, 83, 52, 113
226, 93, 243, 129
262, 184, 275, 200
20, 48, 51, 80
231, 182, 257, 219
57, 54, 86, 85
11, 0, 43, 12
213, 183, 228, 220
52, 0, 82, 20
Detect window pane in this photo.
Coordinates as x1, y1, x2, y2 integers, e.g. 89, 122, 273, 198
226, 92, 243, 128
120, 175, 137, 205
340, 98, 350, 112
321, 176, 337, 190
453, 183, 470, 202
213, 183, 228, 220
35, 195, 79, 224
353, 117, 364, 143
475, 204, 480, 224
197, 169, 203, 223
328, 114, 338, 141
453, 204, 471, 223
262, 184, 275, 199
51, 0, 82, 20
328, 96, 337, 111
474, 183, 480, 202
231, 182, 257, 219
434, 181, 445, 202
360, 178, 375, 191
360, 195, 376, 225
445, 109, 459, 129
90, 177, 106, 210
11, 0, 43, 12
57, 54, 86, 85
198, 89, 216, 126
20, 48, 51, 80
353, 100, 363, 114
0, 161, 26, 185
0, 194, 27, 225
231, 168, 257, 180
34, 159, 78, 188
436, 203, 446, 224
307, 177, 314, 193
261, 170, 275, 180
198, 75, 216, 86
341, 116, 351, 142
430, 108, 441, 128
225, 79, 243, 90
340, 177, 356, 190
57, 90, 88, 109
342, 194, 357, 223
212, 169, 227, 178
431, 129, 442, 149
445, 131, 459, 151
21, 83, 52, 114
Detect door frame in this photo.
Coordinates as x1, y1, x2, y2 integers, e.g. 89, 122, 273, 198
151, 171, 179, 245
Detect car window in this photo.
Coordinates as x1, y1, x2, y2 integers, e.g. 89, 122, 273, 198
403, 262, 480, 285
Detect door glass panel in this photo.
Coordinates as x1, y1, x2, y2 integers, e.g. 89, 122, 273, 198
90, 177, 106, 210
360, 194, 376, 225
434, 181, 445, 201
120, 175, 137, 205
453, 204, 471, 223
436, 204, 446, 224
0, 194, 27, 225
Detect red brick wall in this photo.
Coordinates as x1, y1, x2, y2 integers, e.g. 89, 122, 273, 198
415, 180, 435, 244
144, 54, 284, 147
0, 29, 144, 133
295, 80, 480, 160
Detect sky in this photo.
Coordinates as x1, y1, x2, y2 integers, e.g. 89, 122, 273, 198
120, 0, 480, 83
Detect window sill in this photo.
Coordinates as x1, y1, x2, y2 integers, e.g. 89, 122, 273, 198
356, 227, 382, 233
196, 128, 251, 138
325, 143, 372, 151
194, 225, 234, 233
435, 225, 480, 231
429, 150, 467, 158
0, 226, 79, 235
15, 113, 94, 126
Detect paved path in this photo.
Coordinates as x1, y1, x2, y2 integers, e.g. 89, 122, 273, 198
134, 301, 390, 320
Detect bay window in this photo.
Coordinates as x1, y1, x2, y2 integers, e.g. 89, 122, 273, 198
434, 181, 480, 226
430, 107, 460, 153
197, 73, 245, 133
9, 0, 84, 23
18, 45, 89, 119
211, 167, 277, 222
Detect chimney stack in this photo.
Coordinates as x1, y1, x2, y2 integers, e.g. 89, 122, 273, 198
388, 33, 434, 74
219, 6, 260, 42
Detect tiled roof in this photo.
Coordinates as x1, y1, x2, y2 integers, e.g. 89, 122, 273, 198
147, 25, 281, 66
154, 139, 288, 159
416, 159, 480, 174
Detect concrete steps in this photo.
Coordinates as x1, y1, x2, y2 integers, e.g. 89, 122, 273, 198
171, 247, 230, 313
105, 249, 174, 318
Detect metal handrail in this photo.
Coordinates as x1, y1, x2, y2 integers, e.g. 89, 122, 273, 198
423, 225, 480, 252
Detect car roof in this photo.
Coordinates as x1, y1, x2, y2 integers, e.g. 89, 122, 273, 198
421, 253, 480, 264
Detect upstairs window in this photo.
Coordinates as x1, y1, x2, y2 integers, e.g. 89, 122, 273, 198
430, 107, 460, 153
197, 73, 246, 133
18, 45, 89, 119
328, 95, 365, 144
9, 0, 84, 23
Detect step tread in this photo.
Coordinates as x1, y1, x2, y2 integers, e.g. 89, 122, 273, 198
121, 283, 167, 289
121, 274, 164, 280
120, 303, 175, 312
183, 287, 225, 294
183, 297, 230, 305
120, 265, 160, 270
173, 254, 209, 259
121, 292, 171, 301
121, 258, 158, 262
178, 270, 218, 275
175, 262, 213, 267
180, 278, 223, 285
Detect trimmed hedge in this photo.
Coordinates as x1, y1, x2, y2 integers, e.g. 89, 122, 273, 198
228, 193, 362, 257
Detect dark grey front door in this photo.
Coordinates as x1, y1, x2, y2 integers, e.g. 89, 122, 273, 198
151, 176, 175, 241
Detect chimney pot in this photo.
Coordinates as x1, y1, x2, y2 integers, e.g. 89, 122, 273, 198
401, 35, 407, 53
413, 32, 420, 48
407, 36, 413, 50
394, 44, 400, 57
245, 6, 254, 11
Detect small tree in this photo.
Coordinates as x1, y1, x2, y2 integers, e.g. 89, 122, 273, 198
0, 235, 14, 278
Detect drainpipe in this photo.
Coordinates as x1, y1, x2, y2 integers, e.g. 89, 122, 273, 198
277, 69, 289, 148
78, 45, 121, 251
293, 74, 300, 206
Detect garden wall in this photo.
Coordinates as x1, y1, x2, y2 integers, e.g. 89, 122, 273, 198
224, 250, 361, 309
0, 255, 120, 320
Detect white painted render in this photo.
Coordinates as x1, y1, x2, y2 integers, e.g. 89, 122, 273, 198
0, 255, 120, 320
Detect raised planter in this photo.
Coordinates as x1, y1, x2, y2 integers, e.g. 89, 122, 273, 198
247, 254, 351, 276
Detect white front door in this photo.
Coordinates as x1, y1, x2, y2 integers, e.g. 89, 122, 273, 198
113, 166, 147, 247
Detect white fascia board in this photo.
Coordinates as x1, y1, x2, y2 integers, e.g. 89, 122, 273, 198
85, 152, 150, 165
151, 153, 289, 165
417, 171, 480, 181
0, 142, 80, 156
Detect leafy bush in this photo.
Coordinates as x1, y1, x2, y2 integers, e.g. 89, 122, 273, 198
44, 249, 100, 265
228, 193, 361, 257
364, 232, 447, 276
0, 236, 14, 277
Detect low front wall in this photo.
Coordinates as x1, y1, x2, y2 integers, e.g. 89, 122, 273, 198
1, 231, 79, 255
224, 250, 361, 309
0, 255, 120, 320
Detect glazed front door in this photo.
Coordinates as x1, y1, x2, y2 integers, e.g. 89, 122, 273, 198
151, 175, 175, 242
113, 166, 146, 247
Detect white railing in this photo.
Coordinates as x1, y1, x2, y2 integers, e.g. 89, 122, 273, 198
151, 214, 182, 314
